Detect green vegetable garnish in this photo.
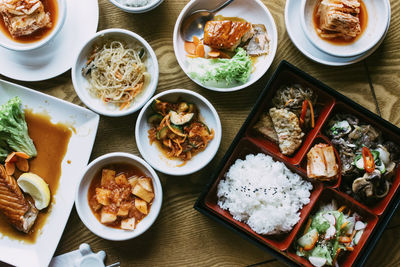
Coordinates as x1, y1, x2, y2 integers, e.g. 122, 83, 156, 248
0, 140, 9, 162
311, 212, 330, 233
0, 97, 37, 159
188, 47, 252, 85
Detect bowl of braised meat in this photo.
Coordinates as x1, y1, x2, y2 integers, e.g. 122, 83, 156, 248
75, 152, 163, 241
301, 0, 390, 57
0, 0, 67, 51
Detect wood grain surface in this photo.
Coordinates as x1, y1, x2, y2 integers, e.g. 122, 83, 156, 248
0, 0, 399, 266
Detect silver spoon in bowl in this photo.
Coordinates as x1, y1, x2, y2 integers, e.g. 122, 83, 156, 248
181, 0, 236, 42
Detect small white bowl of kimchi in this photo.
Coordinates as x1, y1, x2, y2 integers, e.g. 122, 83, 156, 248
301, 0, 390, 58
0, 0, 67, 51
135, 89, 222, 176
108, 0, 163, 13
75, 152, 163, 241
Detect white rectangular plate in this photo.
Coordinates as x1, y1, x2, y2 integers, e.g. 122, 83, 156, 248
0, 80, 100, 267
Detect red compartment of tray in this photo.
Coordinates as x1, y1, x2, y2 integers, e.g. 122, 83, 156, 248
322, 102, 400, 215
287, 188, 378, 267
300, 135, 342, 189
203, 137, 323, 251
245, 69, 335, 166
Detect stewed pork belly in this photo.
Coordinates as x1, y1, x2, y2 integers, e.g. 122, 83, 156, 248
0, 0, 52, 38
317, 0, 361, 39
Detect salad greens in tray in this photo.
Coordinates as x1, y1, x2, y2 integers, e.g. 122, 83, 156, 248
296, 201, 367, 267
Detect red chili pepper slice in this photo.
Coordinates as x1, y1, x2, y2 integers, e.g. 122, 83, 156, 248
362, 147, 375, 173
299, 100, 308, 128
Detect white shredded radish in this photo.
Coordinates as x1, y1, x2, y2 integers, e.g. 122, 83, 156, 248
355, 221, 366, 231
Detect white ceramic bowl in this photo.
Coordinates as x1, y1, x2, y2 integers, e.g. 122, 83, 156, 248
108, 0, 163, 13
173, 0, 278, 92
72, 28, 159, 117
0, 0, 67, 51
135, 89, 222, 176
75, 152, 163, 241
301, 0, 389, 58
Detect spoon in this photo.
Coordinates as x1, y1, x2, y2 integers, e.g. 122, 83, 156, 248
181, 0, 236, 42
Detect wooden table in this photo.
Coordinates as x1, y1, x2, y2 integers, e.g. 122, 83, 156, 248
1, 0, 400, 266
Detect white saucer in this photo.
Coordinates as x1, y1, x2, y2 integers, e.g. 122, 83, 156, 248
285, 0, 391, 66
0, 0, 99, 81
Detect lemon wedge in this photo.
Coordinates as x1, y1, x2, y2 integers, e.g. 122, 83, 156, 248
17, 173, 51, 210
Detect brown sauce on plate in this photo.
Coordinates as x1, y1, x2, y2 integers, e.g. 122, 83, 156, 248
313, 0, 368, 45
0, 111, 72, 243
0, 0, 58, 43
87, 163, 153, 229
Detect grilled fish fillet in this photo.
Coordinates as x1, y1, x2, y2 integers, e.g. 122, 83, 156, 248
0, 165, 38, 233
203, 20, 254, 51
253, 112, 278, 143
269, 108, 304, 156
0, 0, 52, 38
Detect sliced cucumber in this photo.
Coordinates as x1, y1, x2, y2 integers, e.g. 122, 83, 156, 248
298, 229, 319, 250
353, 230, 364, 245
171, 124, 183, 133
170, 111, 194, 125
148, 114, 163, 124
156, 127, 168, 140
199, 122, 211, 134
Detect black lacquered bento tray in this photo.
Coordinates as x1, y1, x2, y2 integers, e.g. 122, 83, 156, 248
194, 60, 400, 266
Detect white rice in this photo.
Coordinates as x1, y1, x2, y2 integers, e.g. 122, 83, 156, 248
117, 0, 150, 7
217, 153, 313, 235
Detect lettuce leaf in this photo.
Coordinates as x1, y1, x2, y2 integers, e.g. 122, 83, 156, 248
0, 97, 37, 159
188, 48, 252, 85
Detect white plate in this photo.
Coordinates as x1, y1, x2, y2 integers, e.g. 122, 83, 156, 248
285, 0, 391, 66
0, 80, 99, 267
173, 0, 278, 92
0, 0, 99, 81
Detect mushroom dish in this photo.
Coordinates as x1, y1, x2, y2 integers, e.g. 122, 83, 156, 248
326, 114, 400, 204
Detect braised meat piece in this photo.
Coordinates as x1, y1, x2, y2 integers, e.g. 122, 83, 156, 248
0, 0, 52, 38
245, 24, 269, 56
317, 0, 361, 39
203, 20, 254, 51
